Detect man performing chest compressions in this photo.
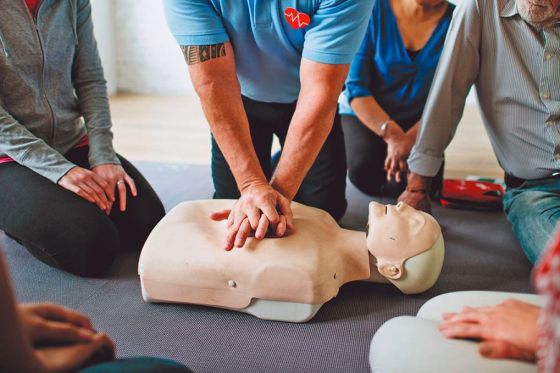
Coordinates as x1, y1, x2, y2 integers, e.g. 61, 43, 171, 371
138, 201, 444, 323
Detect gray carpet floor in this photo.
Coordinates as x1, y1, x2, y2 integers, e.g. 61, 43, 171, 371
1, 163, 533, 373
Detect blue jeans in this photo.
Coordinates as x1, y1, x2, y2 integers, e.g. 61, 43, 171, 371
503, 177, 560, 264
78, 357, 191, 373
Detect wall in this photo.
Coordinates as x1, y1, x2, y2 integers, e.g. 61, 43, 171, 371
113, 0, 193, 95
91, 0, 117, 95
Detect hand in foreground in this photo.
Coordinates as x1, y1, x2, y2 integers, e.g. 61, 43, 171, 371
19, 303, 115, 373
58, 167, 114, 214
439, 299, 540, 362
92, 164, 137, 212
18, 303, 96, 345
210, 183, 293, 251
34, 333, 115, 373
383, 121, 414, 183
397, 172, 432, 214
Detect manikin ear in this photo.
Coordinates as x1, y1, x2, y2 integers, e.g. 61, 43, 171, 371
387, 234, 445, 295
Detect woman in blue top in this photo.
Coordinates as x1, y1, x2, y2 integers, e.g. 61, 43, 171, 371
340, 0, 454, 197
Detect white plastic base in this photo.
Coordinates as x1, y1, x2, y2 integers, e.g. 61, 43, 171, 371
141, 278, 323, 323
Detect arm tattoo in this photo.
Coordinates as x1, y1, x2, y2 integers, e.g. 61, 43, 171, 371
181, 43, 226, 65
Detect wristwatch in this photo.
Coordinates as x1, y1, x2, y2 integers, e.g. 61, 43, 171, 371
380, 118, 391, 138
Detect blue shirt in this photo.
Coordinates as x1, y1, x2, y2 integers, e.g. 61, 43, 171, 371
164, 0, 374, 103
339, 0, 454, 128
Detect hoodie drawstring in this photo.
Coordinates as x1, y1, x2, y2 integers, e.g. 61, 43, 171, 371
0, 30, 8, 57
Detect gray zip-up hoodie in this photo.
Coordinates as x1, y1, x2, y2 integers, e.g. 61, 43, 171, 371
0, 0, 120, 183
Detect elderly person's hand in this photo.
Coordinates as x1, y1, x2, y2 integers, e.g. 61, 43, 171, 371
210, 183, 293, 251
439, 299, 540, 362
397, 172, 432, 214
92, 164, 137, 213
384, 121, 415, 183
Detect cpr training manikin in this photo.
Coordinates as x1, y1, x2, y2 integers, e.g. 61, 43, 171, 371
138, 200, 444, 323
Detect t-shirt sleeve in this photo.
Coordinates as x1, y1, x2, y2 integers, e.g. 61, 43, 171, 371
163, 0, 229, 46
302, 0, 375, 65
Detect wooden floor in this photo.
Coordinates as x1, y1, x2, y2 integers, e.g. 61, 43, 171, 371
110, 94, 503, 180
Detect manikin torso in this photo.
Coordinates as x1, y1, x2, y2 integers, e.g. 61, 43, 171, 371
139, 200, 444, 322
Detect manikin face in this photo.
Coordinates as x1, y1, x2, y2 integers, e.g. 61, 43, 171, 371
516, 0, 560, 27
366, 201, 441, 279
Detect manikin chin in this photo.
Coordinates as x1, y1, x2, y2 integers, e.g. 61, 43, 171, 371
138, 200, 445, 323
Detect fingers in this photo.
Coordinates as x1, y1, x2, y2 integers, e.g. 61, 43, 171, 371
441, 311, 487, 325
225, 215, 245, 251
84, 180, 110, 211
68, 185, 96, 204
91, 173, 114, 203
479, 340, 536, 362
439, 321, 483, 340
117, 180, 127, 212
247, 208, 261, 230
38, 320, 96, 343
91, 333, 116, 358
277, 197, 293, 230
260, 203, 280, 226
89, 174, 112, 207
275, 215, 287, 237
210, 209, 232, 221
235, 218, 251, 248
125, 174, 137, 197
254, 214, 269, 240
34, 304, 94, 330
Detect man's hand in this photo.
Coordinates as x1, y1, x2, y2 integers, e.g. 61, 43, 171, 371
58, 167, 113, 214
439, 299, 540, 362
92, 164, 137, 213
384, 121, 415, 183
398, 172, 433, 213
18, 303, 96, 345
210, 184, 293, 251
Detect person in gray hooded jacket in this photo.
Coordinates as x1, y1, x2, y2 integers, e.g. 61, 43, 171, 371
0, 0, 165, 277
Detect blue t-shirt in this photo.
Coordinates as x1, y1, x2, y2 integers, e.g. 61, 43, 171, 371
164, 0, 374, 103
339, 0, 454, 128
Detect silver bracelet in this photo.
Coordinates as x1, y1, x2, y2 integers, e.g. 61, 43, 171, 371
380, 118, 391, 138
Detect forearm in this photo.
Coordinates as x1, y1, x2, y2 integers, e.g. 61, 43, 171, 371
350, 96, 392, 137
0, 254, 43, 373
272, 59, 349, 199
187, 42, 266, 191
271, 95, 337, 199
406, 122, 419, 139
200, 82, 266, 190
408, 1, 481, 177
0, 107, 75, 182
73, 0, 119, 168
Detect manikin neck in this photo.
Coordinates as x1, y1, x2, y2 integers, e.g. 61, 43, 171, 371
341, 228, 391, 284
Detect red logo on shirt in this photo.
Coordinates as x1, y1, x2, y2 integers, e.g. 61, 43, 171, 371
284, 7, 310, 29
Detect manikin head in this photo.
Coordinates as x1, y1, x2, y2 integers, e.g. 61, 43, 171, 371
515, 0, 560, 27
366, 201, 444, 294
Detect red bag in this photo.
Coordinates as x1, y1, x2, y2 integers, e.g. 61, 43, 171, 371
440, 179, 505, 211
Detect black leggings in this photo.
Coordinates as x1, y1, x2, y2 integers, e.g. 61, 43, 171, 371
341, 114, 443, 198
0, 147, 165, 277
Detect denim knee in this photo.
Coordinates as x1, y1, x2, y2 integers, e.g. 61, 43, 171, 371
504, 189, 560, 264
